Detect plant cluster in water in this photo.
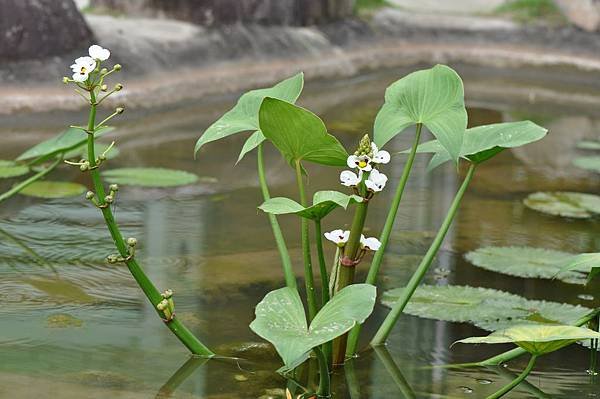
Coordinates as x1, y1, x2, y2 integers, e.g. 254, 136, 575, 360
2, 44, 599, 398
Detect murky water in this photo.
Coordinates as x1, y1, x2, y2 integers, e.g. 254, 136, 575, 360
1, 64, 599, 398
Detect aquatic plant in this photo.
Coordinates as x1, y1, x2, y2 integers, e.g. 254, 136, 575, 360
60, 45, 214, 357
455, 324, 600, 398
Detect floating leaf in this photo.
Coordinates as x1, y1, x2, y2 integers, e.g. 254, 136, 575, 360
381, 285, 591, 332
259, 98, 348, 168
102, 168, 199, 187
374, 64, 467, 163
19, 181, 87, 198
523, 191, 600, 219
556, 252, 600, 284
465, 246, 589, 285
64, 141, 120, 161
259, 191, 362, 221
17, 127, 113, 164
455, 325, 600, 356
250, 284, 376, 367
576, 140, 600, 150
0, 160, 29, 179
405, 121, 547, 169
194, 73, 304, 162
573, 156, 600, 173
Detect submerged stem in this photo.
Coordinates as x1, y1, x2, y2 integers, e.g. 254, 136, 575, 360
295, 160, 317, 321
84, 90, 214, 357
314, 347, 331, 397
346, 123, 423, 357
371, 163, 476, 346
486, 355, 537, 399
257, 144, 297, 290
0, 157, 61, 204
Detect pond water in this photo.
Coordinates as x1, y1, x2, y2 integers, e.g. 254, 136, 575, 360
0, 64, 599, 398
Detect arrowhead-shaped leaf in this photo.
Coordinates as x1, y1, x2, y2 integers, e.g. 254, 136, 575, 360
259, 190, 362, 221
404, 121, 547, 169
250, 284, 376, 367
194, 73, 304, 161
374, 64, 467, 163
17, 127, 114, 164
455, 325, 600, 356
259, 98, 348, 167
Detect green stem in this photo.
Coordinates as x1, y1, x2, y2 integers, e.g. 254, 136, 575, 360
486, 355, 537, 399
371, 163, 476, 346
346, 123, 423, 357
295, 160, 317, 321
314, 347, 331, 397
257, 144, 297, 290
458, 307, 600, 368
344, 359, 361, 399
155, 357, 209, 399
374, 346, 417, 399
314, 220, 330, 307
86, 90, 214, 357
0, 157, 61, 203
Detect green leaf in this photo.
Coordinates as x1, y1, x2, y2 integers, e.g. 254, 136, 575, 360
455, 325, 600, 356
258, 191, 362, 221
573, 156, 600, 173
576, 140, 600, 150
374, 64, 467, 163
102, 168, 199, 187
16, 127, 113, 164
0, 160, 29, 179
556, 252, 600, 284
381, 285, 591, 332
524, 191, 600, 219
465, 246, 590, 285
405, 121, 547, 168
250, 284, 376, 367
259, 98, 348, 167
64, 141, 120, 161
19, 181, 87, 199
194, 73, 304, 160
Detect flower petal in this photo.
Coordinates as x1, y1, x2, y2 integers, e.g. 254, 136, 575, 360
373, 150, 391, 164
72, 72, 88, 82
89, 45, 111, 61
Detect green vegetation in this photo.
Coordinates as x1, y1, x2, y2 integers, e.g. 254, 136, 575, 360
495, 0, 565, 24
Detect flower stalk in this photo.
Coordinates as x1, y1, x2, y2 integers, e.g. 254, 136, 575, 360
486, 355, 537, 399
371, 162, 476, 346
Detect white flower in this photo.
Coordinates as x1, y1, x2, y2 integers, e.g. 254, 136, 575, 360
347, 154, 372, 171
324, 229, 350, 247
89, 44, 111, 61
365, 169, 388, 192
70, 56, 96, 82
371, 143, 391, 164
340, 170, 362, 187
361, 236, 381, 251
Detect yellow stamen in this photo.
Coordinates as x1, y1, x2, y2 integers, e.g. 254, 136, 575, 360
358, 160, 368, 168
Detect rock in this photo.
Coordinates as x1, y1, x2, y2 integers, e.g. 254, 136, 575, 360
0, 0, 94, 60
555, 0, 600, 31
89, 0, 356, 26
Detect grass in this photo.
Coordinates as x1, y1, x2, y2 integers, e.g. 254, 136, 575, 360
354, 0, 391, 12
494, 0, 566, 24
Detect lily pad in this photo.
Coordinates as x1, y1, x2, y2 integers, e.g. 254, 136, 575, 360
465, 246, 590, 285
259, 191, 363, 221
0, 160, 29, 179
18, 181, 87, 198
556, 252, 600, 284
250, 284, 376, 367
381, 285, 591, 332
102, 168, 199, 187
455, 324, 600, 355
573, 156, 600, 173
576, 140, 600, 150
523, 191, 600, 219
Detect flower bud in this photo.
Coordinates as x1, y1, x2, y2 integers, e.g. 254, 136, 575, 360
100, 67, 109, 74
116, 107, 124, 114
101, 84, 108, 91
109, 184, 119, 192
107, 254, 119, 264
127, 237, 137, 247
104, 195, 114, 204
62, 77, 69, 84
79, 163, 89, 171
157, 299, 168, 311
85, 191, 95, 200
98, 154, 107, 161
162, 289, 173, 299
114, 83, 123, 91
113, 64, 122, 71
